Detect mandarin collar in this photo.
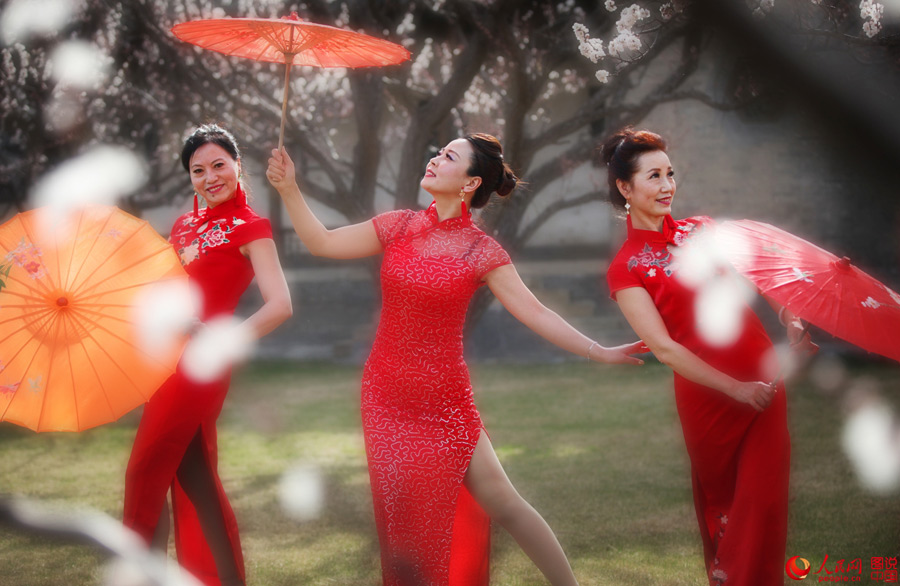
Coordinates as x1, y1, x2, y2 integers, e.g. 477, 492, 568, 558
425, 200, 472, 228
194, 186, 246, 223
626, 214, 681, 246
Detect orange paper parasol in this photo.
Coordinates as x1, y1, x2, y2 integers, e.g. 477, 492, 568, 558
0, 205, 189, 432
171, 12, 411, 148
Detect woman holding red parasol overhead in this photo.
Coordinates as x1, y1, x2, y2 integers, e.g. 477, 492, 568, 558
601, 127, 815, 585
267, 135, 646, 585
123, 124, 292, 586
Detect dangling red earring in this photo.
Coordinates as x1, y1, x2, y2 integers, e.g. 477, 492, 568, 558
193, 192, 200, 216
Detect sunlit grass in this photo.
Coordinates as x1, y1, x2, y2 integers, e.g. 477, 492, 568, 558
0, 361, 897, 585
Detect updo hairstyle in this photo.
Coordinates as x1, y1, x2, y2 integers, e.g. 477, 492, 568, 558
181, 124, 241, 173
463, 133, 519, 209
599, 127, 667, 211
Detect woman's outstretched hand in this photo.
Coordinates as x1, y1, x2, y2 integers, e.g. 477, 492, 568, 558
266, 147, 296, 192
729, 380, 776, 412
590, 340, 649, 365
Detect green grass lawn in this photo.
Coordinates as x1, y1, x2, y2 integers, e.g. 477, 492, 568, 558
0, 361, 897, 585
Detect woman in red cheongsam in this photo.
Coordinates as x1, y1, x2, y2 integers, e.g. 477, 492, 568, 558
601, 127, 815, 586
124, 124, 292, 586
266, 134, 645, 586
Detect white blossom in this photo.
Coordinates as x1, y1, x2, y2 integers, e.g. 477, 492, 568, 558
595, 69, 610, 83
859, 0, 884, 36
617, 4, 651, 33
572, 23, 605, 62
661, 2, 676, 20
605, 0, 617, 11
608, 30, 642, 56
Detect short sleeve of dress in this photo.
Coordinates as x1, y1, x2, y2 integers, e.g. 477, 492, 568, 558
235, 217, 273, 244
372, 209, 415, 246
606, 250, 643, 300
472, 234, 512, 280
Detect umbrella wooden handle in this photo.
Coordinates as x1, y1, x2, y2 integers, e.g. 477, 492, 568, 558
279, 60, 292, 150
770, 321, 813, 386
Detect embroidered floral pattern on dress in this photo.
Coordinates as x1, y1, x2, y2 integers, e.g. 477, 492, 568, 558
627, 243, 674, 277
710, 513, 729, 583
671, 221, 698, 246
178, 240, 201, 266
625, 219, 707, 278
171, 212, 244, 266
199, 220, 234, 250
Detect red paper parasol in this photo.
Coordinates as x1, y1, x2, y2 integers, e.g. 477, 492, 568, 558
171, 12, 411, 148
0, 205, 189, 431
716, 219, 900, 364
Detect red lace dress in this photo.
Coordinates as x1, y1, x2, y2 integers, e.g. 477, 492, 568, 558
123, 189, 271, 586
363, 202, 511, 586
607, 215, 790, 586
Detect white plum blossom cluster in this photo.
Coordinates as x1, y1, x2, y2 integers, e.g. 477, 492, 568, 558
860, 0, 885, 38
573, 22, 605, 63
573, 3, 651, 83
608, 4, 650, 57
573, 22, 610, 83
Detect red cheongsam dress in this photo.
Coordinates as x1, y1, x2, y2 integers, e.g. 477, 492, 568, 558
123, 187, 272, 586
363, 202, 511, 586
607, 215, 790, 586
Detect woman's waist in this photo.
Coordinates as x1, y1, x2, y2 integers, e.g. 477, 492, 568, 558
361, 386, 480, 423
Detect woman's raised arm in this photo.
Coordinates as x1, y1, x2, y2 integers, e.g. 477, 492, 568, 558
266, 147, 382, 259
484, 264, 646, 365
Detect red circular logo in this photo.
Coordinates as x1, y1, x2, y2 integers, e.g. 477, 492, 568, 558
786, 556, 811, 580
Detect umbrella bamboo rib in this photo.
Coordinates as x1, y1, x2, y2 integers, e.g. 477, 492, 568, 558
35, 310, 65, 431
68, 306, 179, 372
0, 305, 54, 330
67, 309, 154, 406
75, 273, 184, 304
65, 207, 119, 293
69, 222, 157, 297
62, 326, 81, 431
0, 309, 58, 425
0, 285, 51, 304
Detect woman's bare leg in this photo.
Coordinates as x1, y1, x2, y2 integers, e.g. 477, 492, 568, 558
176, 433, 244, 586
464, 431, 578, 586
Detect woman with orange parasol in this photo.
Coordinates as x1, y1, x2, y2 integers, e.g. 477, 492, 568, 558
600, 127, 815, 585
123, 124, 292, 586
267, 135, 646, 585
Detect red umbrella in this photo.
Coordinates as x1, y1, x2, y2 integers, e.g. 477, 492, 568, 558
171, 12, 411, 147
716, 219, 900, 364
